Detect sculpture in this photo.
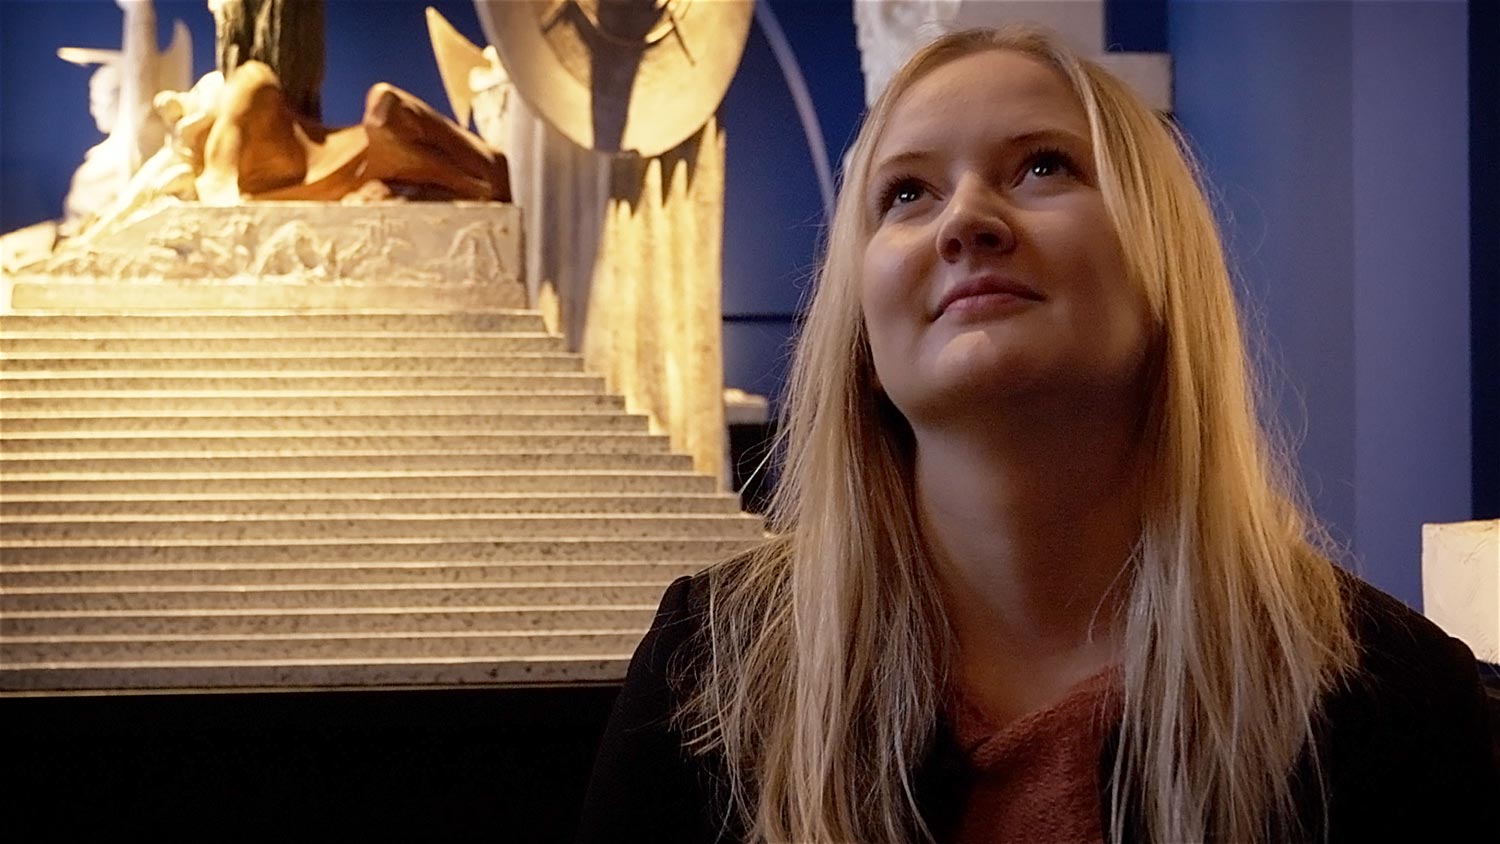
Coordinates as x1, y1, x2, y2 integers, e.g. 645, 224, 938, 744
56, 0, 192, 233
427, 8, 511, 144
194, 60, 511, 204
6, 1, 523, 315
437, 1, 756, 485
479, 0, 752, 157
194, 0, 507, 205
58, 1, 510, 244
209, 0, 325, 121
853, 0, 1171, 111
853, 0, 962, 106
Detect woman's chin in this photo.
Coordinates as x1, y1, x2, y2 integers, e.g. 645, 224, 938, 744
928, 340, 1053, 397
885, 365, 1051, 428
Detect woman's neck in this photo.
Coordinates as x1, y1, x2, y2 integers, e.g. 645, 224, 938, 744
913, 407, 1142, 691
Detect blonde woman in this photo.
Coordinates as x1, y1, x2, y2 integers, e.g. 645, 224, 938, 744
578, 27, 1497, 844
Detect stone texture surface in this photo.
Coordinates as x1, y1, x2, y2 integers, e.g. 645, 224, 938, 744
0, 432, 673, 454
1, 353, 585, 373
7, 203, 523, 312
1, 493, 740, 516
4, 472, 717, 497
1, 561, 712, 588
0, 310, 760, 693
1, 392, 628, 415
1422, 520, 1500, 663
0, 656, 634, 692
4, 607, 659, 637
3, 537, 753, 564
506, 103, 728, 486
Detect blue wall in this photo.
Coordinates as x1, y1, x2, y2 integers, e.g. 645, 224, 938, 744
720, 0, 862, 405
1474, 0, 1500, 523
1350, 2, 1472, 608
1, 0, 1483, 609
1169, 1, 1360, 561
1169, 0, 1474, 607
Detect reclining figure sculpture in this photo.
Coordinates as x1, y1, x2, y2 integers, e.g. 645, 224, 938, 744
194, 59, 511, 205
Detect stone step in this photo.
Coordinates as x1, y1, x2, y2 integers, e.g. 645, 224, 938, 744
0, 451, 694, 473
0, 560, 706, 588
0, 432, 671, 454
0, 630, 645, 663
0, 372, 605, 392
8, 282, 527, 313
0, 582, 670, 612
0, 332, 566, 355
1, 513, 765, 541
0, 493, 740, 517
0, 310, 548, 334
0, 654, 632, 691
0, 301, 733, 695
0, 605, 658, 637
0, 537, 756, 565
0, 353, 586, 373
0, 470, 716, 496
0, 411, 651, 434
0, 391, 626, 414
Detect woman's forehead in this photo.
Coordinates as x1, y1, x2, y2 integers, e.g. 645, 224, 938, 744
873, 50, 1087, 158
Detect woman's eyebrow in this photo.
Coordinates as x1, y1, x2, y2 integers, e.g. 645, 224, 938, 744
869, 148, 935, 178
870, 127, 1090, 175
1003, 127, 1091, 152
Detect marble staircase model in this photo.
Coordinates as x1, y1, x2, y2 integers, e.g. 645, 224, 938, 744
0, 310, 763, 693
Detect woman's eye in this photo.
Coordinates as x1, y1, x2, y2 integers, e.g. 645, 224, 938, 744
879, 179, 926, 213
1025, 149, 1073, 179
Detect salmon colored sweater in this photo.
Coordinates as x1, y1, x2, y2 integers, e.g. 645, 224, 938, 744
947, 667, 1124, 844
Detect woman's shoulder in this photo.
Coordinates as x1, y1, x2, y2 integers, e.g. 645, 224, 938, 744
575, 565, 735, 843
636, 553, 753, 664
1313, 569, 1499, 840
1335, 568, 1479, 698
1326, 568, 1488, 738
614, 549, 768, 708
631, 571, 714, 677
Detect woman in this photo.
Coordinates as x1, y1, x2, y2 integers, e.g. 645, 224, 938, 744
579, 27, 1497, 843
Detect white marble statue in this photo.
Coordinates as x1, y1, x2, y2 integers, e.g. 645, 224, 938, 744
853, 0, 1170, 111
73, 70, 226, 241
58, 0, 192, 235
853, 0, 962, 106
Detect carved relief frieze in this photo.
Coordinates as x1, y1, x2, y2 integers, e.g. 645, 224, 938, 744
22, 202, 521, 289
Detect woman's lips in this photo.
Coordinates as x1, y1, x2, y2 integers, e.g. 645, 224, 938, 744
934, 276, 1044, 318
939, 290, 1037, 319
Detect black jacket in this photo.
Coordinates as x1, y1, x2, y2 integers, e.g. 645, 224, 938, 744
578, 571, 1499, 842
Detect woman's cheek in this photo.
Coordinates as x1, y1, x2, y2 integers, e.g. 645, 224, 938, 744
865, 229, 927, 307
861, 251, 905, 350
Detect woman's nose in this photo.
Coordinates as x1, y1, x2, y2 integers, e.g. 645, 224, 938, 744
936, 180, 1015, 263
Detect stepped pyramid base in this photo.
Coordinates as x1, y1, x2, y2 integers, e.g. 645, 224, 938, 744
1, 309, 760, 694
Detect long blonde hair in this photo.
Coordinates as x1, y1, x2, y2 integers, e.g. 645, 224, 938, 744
684, 26, 1355, 843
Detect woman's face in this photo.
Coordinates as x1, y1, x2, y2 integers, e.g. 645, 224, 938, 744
860, 49, 1150, 428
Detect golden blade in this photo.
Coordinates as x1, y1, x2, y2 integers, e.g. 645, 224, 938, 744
425, 6, 489, 129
